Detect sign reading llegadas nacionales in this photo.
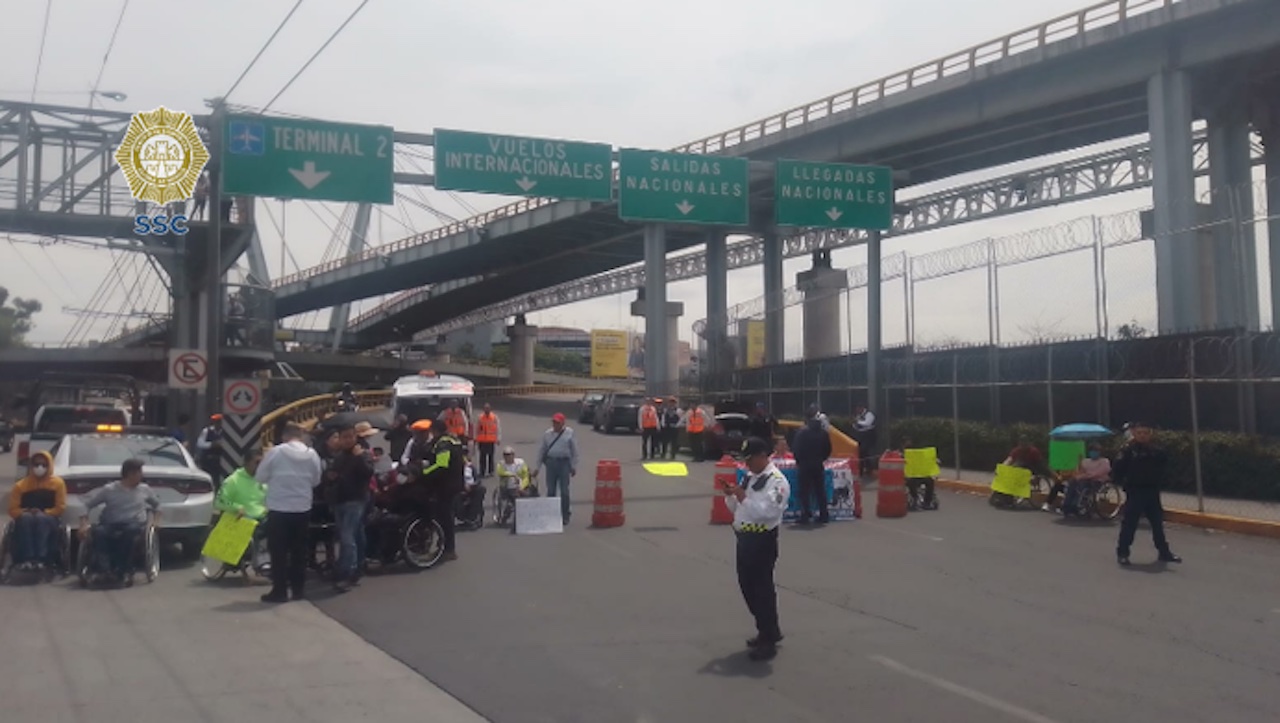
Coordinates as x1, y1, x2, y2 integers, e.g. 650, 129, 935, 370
433, 129, 613, 201
774, 160, 893, 230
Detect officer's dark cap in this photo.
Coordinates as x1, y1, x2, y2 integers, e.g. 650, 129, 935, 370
740, 436, 771, 458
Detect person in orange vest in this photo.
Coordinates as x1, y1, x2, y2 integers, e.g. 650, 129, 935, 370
686, 402, 709, 462
474, 403, 501, 478
638, 398, 661, 460
437, 399, 470, 443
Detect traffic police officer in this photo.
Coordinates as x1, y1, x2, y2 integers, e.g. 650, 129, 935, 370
724, 436, 791, 661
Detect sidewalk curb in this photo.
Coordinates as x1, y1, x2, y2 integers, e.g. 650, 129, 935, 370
934, 478, 1280, 541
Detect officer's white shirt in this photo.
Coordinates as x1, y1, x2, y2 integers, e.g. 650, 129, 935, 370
854, 410, 876, 431
726, 462, 791, 532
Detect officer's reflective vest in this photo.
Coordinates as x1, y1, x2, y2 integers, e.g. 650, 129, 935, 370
444, 408, 468, 437
640, 405, 659, 429
476, 413, 499, 443
687, 407, 707, 434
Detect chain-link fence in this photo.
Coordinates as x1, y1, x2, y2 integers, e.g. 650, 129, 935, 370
694, 183, 1280, 521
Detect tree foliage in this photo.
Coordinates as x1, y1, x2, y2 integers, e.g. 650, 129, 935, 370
490, 343, 587, 375
0, 287, 42, 348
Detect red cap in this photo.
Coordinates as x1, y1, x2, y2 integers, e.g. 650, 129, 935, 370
552, 413, 566, 423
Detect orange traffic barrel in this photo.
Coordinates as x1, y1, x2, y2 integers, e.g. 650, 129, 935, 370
591, 459, 625, 528
876, 450, 907, 518
710, 455, 737, 524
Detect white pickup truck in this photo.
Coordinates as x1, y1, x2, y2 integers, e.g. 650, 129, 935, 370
14, 404, 131, 476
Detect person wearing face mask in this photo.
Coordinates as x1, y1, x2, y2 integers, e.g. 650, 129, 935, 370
7, 451, 67, 570
1061, 443, 1112, 516
1114, 422, 1181, 566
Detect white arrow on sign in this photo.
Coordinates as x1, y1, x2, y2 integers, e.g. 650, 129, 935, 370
289, 161, 331, 189
515, 176, 538, 192
675, 200, 695, 215
825, 207, 843, 222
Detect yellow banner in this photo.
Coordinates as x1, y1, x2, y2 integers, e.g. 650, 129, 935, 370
904, 448, 940, 478
590, 329, 629, 378
200, 514, 257, 565
643, 461, 688, 477
991, 464, 1033, 499
745, 320, 765, 368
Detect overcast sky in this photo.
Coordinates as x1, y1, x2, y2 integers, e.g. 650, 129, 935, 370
1, 0, 1270, 353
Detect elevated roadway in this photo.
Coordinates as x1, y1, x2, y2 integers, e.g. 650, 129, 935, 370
269, 0, 1280, 336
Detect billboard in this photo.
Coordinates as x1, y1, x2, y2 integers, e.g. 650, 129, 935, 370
590, 329, 630, 378
744, 320, 765, 368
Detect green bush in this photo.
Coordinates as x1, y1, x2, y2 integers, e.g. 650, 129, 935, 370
885, 417, 1280, 502
490, 344, 587, 376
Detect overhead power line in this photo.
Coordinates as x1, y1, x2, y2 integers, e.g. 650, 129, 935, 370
223, 0, 305, 102
31, 0, 54, 102
261, 0, 370, 113
89, 0, 130, 108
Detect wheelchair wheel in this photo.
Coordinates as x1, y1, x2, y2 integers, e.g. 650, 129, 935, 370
401, 516, 444, 570
200, 554, 230, 581
1094, 483, 1125, 521
0, 522, 12, 583
76, 530, 93, 587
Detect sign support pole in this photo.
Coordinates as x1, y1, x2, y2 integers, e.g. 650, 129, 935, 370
867, 229, 883, 447
204, 103, 225, 425
643, 224, 668, 398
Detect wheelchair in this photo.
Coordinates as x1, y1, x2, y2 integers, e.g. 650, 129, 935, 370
491, 484, 538, 528
365, 489, 445, 571
200, 514, 271, 581
0, 516, 73, 583
76, 512, 159, 588
454, 486, 486, 531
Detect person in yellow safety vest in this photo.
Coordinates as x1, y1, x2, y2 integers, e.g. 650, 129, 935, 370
639, 398, 661, 461
438, 399, 470, 442
686, 403, 709, 463
474, 403, 501, 479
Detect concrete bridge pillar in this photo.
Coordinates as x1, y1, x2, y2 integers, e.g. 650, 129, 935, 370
631, 297, 683, 398
506, 315, 537, 387
762, 229, 784, 365
1206, 104, 1259, 331
797, 250, 845, 360
1253, 88, 1280, 330
1147, 69, 1200, 333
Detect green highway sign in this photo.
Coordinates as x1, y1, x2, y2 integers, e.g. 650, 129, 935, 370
774, 160, 893, 230
618, 149, 749, 225
433, 129, 612, 201
222, 115, 394, 204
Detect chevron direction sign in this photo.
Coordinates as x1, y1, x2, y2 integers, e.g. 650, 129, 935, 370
218, 413, 263, 480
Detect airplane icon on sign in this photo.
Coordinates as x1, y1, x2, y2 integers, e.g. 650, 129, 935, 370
227, 121, 265, 156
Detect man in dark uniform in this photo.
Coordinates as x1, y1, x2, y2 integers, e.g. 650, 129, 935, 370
722, 437, 791, 662
1114, 421, 1181, 566
421, 424, 466, 561
792, 414, 832, 525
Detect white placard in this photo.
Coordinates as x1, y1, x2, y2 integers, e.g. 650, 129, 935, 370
515, 497, 564, 535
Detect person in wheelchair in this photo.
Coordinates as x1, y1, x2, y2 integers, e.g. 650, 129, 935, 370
216, 450, 266, 522
497, 447, 537, 499
899, 437, 939, 510
1060, 444, 1112, 516
8, 451, 67, 571
455, 452, 486, 529
78, 458, 160, 586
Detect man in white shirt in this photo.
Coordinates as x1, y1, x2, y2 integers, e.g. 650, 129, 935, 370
256, 423, 323, 603
534, 413, 579, 526
852, 403, 877, 477
722, 436, 790, 662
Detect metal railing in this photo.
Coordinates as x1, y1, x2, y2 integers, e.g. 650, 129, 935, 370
270, 0, 1184, 292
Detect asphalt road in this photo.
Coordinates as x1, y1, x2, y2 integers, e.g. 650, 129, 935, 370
313, 402, 1280, 723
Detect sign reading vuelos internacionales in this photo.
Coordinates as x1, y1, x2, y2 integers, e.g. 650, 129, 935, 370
433, 129, 613, 201
775, 160, 893, 230
222, 115, 394, 204
618, 149, 749, 225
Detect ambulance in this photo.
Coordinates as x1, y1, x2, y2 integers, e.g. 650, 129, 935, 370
390, 370, 475, 429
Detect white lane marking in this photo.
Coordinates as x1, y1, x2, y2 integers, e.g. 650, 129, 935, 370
870, 655, 1062, 723
863, 522, 944, 542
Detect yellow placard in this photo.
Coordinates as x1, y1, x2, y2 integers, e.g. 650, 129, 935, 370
643, 462, 688, 477
745, 320, 765, 368
200, 514, 257, 566
904, 448, 940, 478
590, 329, 630, 378
991, 464, 1033, 499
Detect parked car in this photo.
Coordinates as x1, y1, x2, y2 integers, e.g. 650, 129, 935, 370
593, 392, 646, 434
49, 426, 215, 560
706, 412, 754, 459
578, 392, 606, 423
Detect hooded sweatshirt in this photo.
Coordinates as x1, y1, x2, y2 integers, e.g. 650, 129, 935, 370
9, 451, 67, 519
216, 467, 267, 520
